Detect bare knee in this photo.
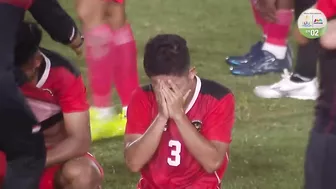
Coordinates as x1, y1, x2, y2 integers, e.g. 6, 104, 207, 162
76, 0, 106, 29
320, 20, 336, 50
106, 2, 126, 29
320, 36, 336, 49
59, 157, 102, 188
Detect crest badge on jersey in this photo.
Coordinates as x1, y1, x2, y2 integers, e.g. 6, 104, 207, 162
191, 120, 202, 131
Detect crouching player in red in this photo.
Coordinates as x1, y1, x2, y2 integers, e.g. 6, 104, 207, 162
124, 34, 235, 189
0, 22, 103, 189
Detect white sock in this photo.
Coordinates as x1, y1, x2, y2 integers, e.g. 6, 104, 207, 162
262, 34, 267, 39
122, 106, 128, 117
262, 42, 287, 59
94, 107, 115, 119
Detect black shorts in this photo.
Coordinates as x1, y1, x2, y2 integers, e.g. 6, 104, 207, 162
294, 0, 317, 20
304, 119, 336, 189
0, 132, 46, 189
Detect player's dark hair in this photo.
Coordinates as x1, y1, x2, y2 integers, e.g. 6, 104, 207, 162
15, 22, 42, 66
143, 34, 190, 77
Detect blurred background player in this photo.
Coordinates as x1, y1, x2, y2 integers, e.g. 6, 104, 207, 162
304, 0, 336, 189
76, 0, 140, 141
253, 0, 319, 100
0, 1, 46, 188
124, 34, 235, 188
225, 0, 293, 76
0, 22, 103, 189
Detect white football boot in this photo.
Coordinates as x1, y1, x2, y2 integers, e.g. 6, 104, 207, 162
254, 70, 319, 100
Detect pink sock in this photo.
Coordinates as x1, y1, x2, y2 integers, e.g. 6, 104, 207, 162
266, 10, 293, 46
85, 24, 114, 108
262, 9, 293, 59
110, 24, 139, 107
250, 0, 269, 35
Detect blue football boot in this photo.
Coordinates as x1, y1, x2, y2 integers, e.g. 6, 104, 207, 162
230, 49, 293, 76
225, 41, 263, 66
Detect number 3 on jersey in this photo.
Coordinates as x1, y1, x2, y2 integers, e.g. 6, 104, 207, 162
167, 140, 181, 166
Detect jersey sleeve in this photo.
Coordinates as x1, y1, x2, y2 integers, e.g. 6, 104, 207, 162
202, 93, 235, 143
56, 68, 89, 113
316, 0, 336, 18
125, 87, 152, 135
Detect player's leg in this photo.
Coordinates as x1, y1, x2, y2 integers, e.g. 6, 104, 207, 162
106, 0, 139, 121
254, 0, 319, 100
304, 72, 336, 189
52, 154, 103, 189
225, 0, 266, 66
89, 0, 139, 139
320, 19, 336, 49
0, 151, 6, 183
0, 3, 45, 189
230, 0, 293, 76
75, 0, 116, 140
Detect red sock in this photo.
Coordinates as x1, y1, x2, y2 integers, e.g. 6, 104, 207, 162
0, 152, 6, 183
111, 24, 139, 107
250, 0, 269, 34
266, 10, 293, 46
85, 24, 114, 108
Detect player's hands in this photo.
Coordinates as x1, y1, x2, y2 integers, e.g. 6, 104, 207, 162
255, 0, 277, 23
154, 80, 169, 120
69, 32, 84, 56
161, 80, 191, 120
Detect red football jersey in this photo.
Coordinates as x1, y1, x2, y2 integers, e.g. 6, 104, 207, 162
19, 48, 88, 126
0, 0, 34, 9
126, 77, 235, 189
316, 0, 336, 18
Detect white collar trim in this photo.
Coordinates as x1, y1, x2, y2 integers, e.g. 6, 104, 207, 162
36, 52, 51, 88
185, 76, 201, 114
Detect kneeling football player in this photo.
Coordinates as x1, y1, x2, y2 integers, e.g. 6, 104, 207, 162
0, 22, 103, 189
124, 34, 235, 188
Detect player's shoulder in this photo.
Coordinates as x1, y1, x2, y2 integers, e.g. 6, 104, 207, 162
200, 78, 232, 100
40, 48, 80, 77
131, 84, 155, 102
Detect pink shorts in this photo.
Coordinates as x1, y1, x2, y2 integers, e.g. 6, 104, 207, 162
0, 151, 103, 189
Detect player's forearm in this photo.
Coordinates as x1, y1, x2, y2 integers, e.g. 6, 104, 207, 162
46, 137, 90, 167
174, 115, 224, 173
29, 0, 81, 46
124, 115, 167, 172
